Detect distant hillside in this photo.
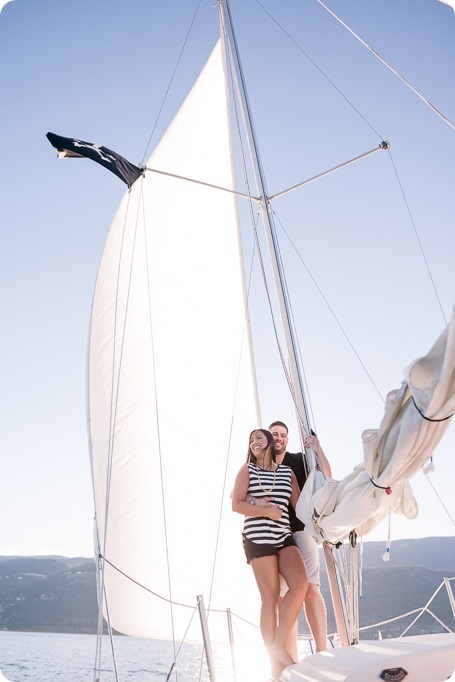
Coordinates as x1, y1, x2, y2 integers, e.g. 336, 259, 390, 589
0, 556, 97, 633
348, 537, 455, 572
0, 537, 454, 638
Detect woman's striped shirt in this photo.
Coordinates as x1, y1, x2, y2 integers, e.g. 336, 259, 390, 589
243, 462, 293, 546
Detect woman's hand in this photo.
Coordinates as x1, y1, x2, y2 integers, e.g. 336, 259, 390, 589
266, 505, 282, 521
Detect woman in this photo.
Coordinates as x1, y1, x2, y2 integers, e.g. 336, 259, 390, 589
232, 429, 308, 675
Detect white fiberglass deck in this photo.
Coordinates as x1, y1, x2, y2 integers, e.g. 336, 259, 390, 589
281, 633, 455, 682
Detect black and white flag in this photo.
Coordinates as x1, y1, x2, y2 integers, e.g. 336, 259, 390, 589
46, 132, 143, 188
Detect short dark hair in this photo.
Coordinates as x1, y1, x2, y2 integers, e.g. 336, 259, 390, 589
268, 420, 288, 433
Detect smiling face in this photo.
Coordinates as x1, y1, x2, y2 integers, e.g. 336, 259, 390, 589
246, 429, 275, 465
269, 423, 289, 457
249, 430, 268, 456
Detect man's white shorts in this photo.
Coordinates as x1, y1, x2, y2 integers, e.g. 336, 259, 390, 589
280, 530, 320, 596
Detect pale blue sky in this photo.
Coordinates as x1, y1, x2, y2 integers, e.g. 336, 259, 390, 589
0, 0, 454, 557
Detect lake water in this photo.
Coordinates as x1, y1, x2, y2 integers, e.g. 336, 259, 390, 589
0, 630, 281, 681
3, 631, 453, 681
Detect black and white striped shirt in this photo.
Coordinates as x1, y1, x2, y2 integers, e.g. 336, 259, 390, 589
243, 463, 293, 546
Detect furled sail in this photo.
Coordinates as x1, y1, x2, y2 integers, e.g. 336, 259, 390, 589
88, 41, 260, 640
297, 309, 455, 545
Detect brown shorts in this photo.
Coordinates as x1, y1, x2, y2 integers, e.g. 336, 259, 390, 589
242, 533, 296, 564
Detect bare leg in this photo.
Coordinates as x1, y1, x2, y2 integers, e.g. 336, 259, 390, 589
250, 555, 280, 649
270, 546, 307, 671
276, 593, 299, 661
293, 531, 328, 653
286, 616, 298, 661
304, 584, 327, 652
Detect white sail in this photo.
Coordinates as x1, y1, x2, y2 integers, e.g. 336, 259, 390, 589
88, 41, 260, 640
437, 0, 455, 11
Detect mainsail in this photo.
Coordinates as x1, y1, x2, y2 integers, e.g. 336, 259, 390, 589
88, 41, 260, 640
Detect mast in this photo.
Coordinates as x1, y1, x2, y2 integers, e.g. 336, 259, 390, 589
219, 0, 351, 647
219, 0, 311, 452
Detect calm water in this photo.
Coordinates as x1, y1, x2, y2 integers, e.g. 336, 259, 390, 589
0, 630, 277, 682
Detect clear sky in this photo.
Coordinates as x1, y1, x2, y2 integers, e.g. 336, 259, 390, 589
0, 0, 454, 559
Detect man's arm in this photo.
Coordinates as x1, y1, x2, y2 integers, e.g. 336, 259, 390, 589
305, 434, 332, 478
245, 495, 275, 507
289, 471, 300, 509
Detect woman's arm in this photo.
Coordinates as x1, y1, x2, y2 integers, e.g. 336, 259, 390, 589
232, 465, 282, 520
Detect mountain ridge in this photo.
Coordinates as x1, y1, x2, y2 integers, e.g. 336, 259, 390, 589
0, 537, 453, 638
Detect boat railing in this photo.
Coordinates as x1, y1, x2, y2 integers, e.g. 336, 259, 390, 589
157, 579, 454, 681
323, 577, 455, 643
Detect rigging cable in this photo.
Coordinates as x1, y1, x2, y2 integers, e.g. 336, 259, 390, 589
203, 221, 259, 612
255, 0, 449, 350
256, 0, 449, 328
271, 208, 384, 402
254, 0, 383, 140
385, 152, 447, 326
252, 0, 388, 405
273, 196, 452, 530
164, 608, 199, 682
141, 184, 181, 677
401, 578, 455, 636
192, 11, 309, 653
177, 9, 268, 654
258, 0, 452, 583
141, 0, 203, 164
102, 590, 120, 682
99, 554, 222, 610
314, 0, 455, 133
102, 7, 209, 670
256, 0, 449, 329
266, 208, 320, 435
355, 578, 455, 636
422, 466, 455, 529
90, 186, 138, 682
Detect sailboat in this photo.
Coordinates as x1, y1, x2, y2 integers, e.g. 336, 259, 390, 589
46, 0, 455, 680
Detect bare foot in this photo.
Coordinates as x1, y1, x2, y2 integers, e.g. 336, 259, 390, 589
269, 642, 296, 669
271, 658, 284, 677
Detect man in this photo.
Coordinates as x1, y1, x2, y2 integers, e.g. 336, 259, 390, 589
269, 421, 331, 655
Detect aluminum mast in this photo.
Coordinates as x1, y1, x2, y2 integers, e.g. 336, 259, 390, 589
219, 0, 351, 647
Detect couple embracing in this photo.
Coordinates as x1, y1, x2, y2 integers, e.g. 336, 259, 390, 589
231, 422, 331, 677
